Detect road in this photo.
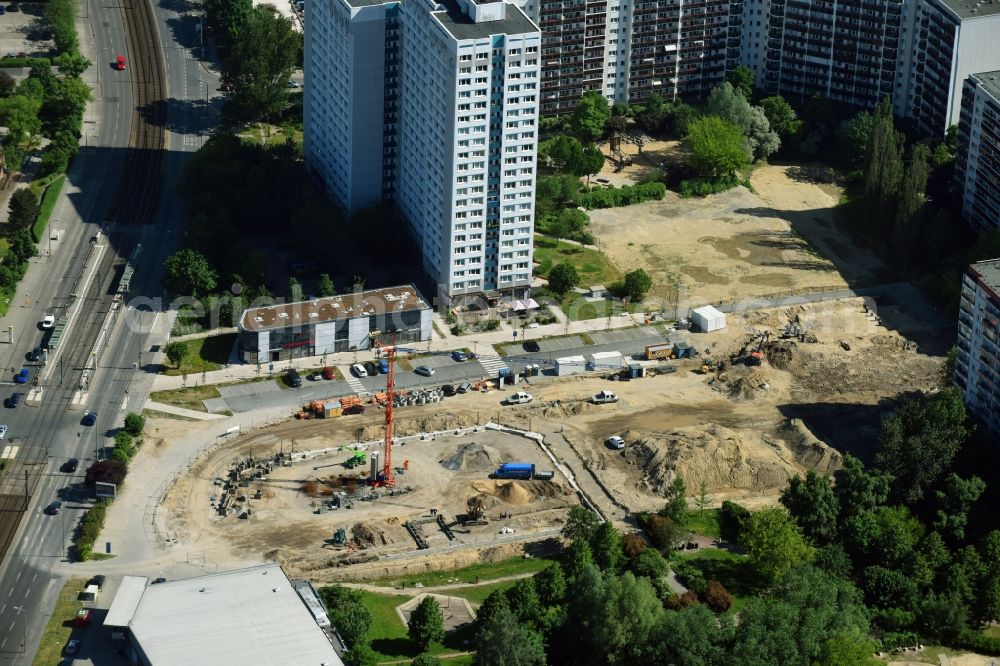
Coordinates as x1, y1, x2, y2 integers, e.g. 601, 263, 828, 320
0, 0, 218, 659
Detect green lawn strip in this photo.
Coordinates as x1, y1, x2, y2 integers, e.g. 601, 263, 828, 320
161, 333, 236, 376
32, 577, 89, 666
984, 626, 1000, 639
533, 236, 621, 286
437, 580, 519, 605
149, 385, 222, 412
141, 408, 202, 422
32, 175, 66, 242
674, 548, 756, 611
560, 292, 644, 321
358, 591, 469, 662
366, 555, 552, 588
0, 237, 9, 260
684, 509, 721, 538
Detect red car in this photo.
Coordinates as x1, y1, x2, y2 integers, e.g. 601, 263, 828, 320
116, 54, 126, 70
321, 366, 335, 380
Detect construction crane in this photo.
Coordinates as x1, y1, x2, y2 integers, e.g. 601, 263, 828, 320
372, 332, 398, 487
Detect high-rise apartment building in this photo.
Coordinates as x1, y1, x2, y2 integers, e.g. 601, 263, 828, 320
955, 259, 1000, 434
955, 72, 1000, 232
305, 0, 540, 302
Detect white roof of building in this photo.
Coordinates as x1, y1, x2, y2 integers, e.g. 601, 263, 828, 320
119, 564, 342, 666
556, 355, 586, 365
105, 576, 148, 627
692, 305, 725, 319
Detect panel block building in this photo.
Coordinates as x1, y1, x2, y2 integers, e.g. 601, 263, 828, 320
955, 259, 1000, 434
955, 71, 1000, 232
305, 0, 540, 303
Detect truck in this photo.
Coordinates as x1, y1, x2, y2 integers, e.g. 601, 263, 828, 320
590, 390, 619, 404
491, 463, 535, 480
502, 391, 533, 405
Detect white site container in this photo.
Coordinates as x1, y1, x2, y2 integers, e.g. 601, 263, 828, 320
691, 305, 727, 333
555, 355, 587, 376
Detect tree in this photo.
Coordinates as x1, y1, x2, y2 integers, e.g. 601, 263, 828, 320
780, 470, 839, 544
660, 475, 687, 525
548, 208, 589, 241
818, 631, 881, 666
636, 93, 666, 135
343, 643, 380, 666
562, 506, 600, 542
917, 591, 968, 643
534, 564, 566, 607
475, 589, 510, 628
546, 134, 584, 172
407, 596, 444, 652
411, 655, 441, 666
833, 454, 890, 525
547, 262, 580, 295
837, 110, 875, 166
506, 578, 543, 627
632, 548, 670, 597
579, 143, 605, 181
8, 188, 39, 231
590, 522, 625, 572
875, 387, 968, 505
0, 94, 43, 168
694, 479, 710, 516
123, 412, 145, 437
163, 248, 218, 297
685, 116, 750, 177
727, 65, 755, 99
864, 98, 905, 226
704, 580, 734, 612
933, 473, 985, 542
222, 6, 299, 122
164, 341, 188, 368
760, 95, 800, 138
747, 105, 781, 161
319, 586, 373, 649
569, 91, 611, 143
55, 52, 91, 77
562, 538, 594, 582
317, 273, 336, 297
0, 71, 14, 98
892, 142, 930, 260
288, 276, 302, 301
644, 514, 681, 551
741, 507, 815, 582
473, 607, 546, 666
622, 268, 652, 302
718, 500, 750, 544
622, 533, 646, 560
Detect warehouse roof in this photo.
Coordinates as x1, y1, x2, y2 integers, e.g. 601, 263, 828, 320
240, 285, 430, 332
104, 576, 148, 627
432, 0, 538, 40
122, 564, 341, 666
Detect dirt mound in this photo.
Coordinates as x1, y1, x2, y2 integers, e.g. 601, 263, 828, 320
351, 522, 395, 548
469, 479, 562, 506
726, 372, 770, 401
541, 401, 603, 418
621, 421, 841, 494
766, 342, 796, 370
358, 413, 475, 441
442, 442, 505, 471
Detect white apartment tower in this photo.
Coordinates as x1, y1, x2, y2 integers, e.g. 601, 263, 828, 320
304, 0, 540, 303
955, 259, 1000, 434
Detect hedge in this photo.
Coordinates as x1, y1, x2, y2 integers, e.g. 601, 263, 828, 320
74, 500, 110, 561
31, 175, 65, 243
581, 181, 666, 209
678, 174, 746, 198
0, 57, 52, 68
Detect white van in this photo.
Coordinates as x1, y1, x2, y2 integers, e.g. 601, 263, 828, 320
351, 363, 367, 378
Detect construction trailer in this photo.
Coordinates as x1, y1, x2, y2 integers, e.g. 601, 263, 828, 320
589, 350, 624, 370
645, 343, 673, 360
691, 305, 727, 333
555, 355, 587, 376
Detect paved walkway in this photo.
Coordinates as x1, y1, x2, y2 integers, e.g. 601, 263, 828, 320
143, 399, 228, 420
340, 571, 538, 597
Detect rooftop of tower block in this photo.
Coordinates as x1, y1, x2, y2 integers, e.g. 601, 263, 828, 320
433, 0, 538, 39
939, 0, 1000, 19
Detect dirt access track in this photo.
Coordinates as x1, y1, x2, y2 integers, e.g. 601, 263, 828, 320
588, 139, 888, 307
159, 297, 945, 581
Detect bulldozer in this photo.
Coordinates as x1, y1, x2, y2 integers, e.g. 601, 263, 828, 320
343, 450, 367, 469
698, 358, 716, 374
463, 496, 489, 526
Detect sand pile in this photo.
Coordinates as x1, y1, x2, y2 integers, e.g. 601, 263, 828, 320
358, 413, 475, 441
726, 372, 770, 401
469, 479, 562, 505
442, 442, 505, 471
621, 421, 841, 494
779, 419, 842, 473
541, 401, 603, 418
352, 522, 395, 548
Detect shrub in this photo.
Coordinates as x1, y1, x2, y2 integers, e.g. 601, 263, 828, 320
665, 590, 700, 610
704, 580, 734, 612
581, 181, 666, 209
85, 460, 127, 487
623, 533, 647, 559
124, 412, 146, 437
677, 174, 747, 198
672, 561, 707, 595
718, 500, 750, 545
75, 500, 110, 561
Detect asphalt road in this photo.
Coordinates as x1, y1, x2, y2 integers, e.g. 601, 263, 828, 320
0, 0, 218, 659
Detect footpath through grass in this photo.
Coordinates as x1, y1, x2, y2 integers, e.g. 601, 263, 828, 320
367, 555, 553, 588
33, 577, 87, 666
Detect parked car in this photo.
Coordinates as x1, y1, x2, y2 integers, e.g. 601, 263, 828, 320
4, 393, 21, 409
523, 341, 540, 353
151, 577, 167, 584
606, 435, 625, 450
321, 366, 335, 380
451, 351, 467, 362
351, 363, 367, 378
307, 372, 322, 381
285, 369, 302, 388
363, 361, 379, 376
115, 54, 126, 70
287, 79, 300, 88
64, 458, 79, 473
64, 639, 79, 655
27, 347, 43, 363
502, 391, 533, 405
457, 382, 472, 394
413, 365, 435, 377
0, 424, 7, 439
88, 574, 106, 589
41, 314, 55, 329
81, 411, 97, 426
442, 384, 456, 397
14, 368, 29, 383
591, 390, 619, 404
44, 501, 62, 515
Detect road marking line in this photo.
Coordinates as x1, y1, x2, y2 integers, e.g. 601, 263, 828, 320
23, 587, 29, 598
31, 574, 36, 583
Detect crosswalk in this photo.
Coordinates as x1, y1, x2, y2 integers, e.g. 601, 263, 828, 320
342, 369, 370, 396
478, 355, 509, 376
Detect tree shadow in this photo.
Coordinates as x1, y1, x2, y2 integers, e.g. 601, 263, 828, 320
369, 638, 419, 659
777, 398, 907, 463
684, 556, 762, 599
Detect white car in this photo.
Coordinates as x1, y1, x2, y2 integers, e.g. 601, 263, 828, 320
351, 363, 367, 378
606, 435, 625, 450
503, 391, 533, 406
41, 314, 55, 329
0, 424, 7, 440
591, 390, 619, 404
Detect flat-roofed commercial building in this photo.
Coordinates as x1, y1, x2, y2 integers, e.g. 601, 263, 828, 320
237, 285, 432, 363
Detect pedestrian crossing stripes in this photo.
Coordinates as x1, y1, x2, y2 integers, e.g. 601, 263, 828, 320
343, 371, 369, 396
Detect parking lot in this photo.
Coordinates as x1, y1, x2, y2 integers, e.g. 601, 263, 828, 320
0, 3, 54, 59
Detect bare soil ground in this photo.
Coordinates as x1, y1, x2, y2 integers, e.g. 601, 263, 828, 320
160, 298, 944, 576
587, 140, 887, 307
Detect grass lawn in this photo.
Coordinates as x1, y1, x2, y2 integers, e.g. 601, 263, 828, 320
684, 509, 721, 538
675, 548, 757, 611
533, 236, 621, 287
32, 175, 65, 243
983, 626, 1000, 639
32, 577, 88, 666
358, 591, 475, 662
366, 555, 553, 588
559, 291, 645, 321
149, 385, 222, 412
142, 408, 202, 422
439, 580, 519, 605
237, 122, 303, 147
161, 333, 237, 376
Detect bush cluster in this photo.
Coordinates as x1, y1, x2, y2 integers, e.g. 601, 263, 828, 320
44, 0, 79, 54
677, 174, 748, 198
75, 500, 110, 561
581, 182, 666, 209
